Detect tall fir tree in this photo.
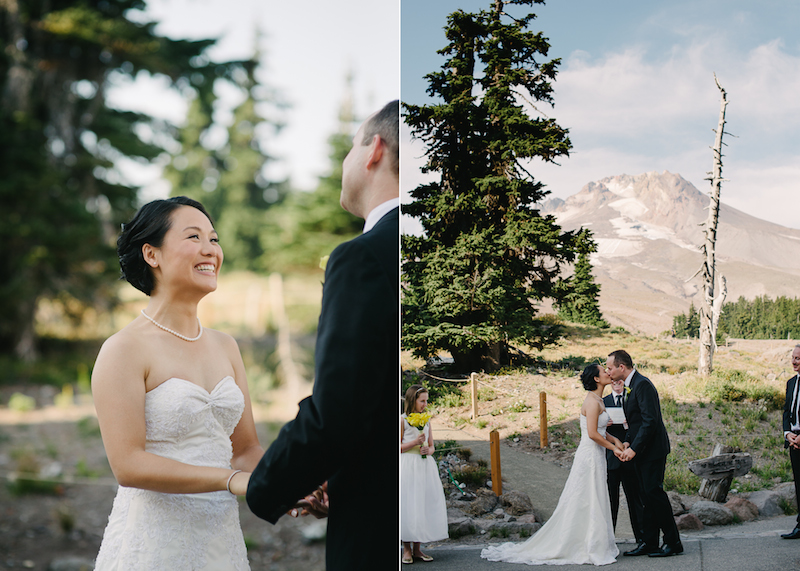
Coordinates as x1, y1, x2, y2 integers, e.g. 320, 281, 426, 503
261, 75, 362, 272
164, 39, 290, 272
403, 0, 577, 372
0, 0, 248, 359
555, 230, 608, 327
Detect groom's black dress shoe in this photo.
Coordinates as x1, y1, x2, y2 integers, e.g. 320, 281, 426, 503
623, 543, 659, 556
781, 526, 800, 539
648, 542, 684, 557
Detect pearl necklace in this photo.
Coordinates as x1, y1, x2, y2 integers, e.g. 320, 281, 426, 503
140, 309, 203, 342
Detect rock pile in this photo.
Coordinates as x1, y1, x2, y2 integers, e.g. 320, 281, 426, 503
438, 450, 798, 541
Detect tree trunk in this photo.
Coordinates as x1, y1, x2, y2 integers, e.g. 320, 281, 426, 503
698, 75, 729, 377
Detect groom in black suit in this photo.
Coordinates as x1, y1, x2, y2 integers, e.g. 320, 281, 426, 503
780, 344, 800, 539
605, 349, 682, 558
603, 378, 645, 544
246, 101, 400, 569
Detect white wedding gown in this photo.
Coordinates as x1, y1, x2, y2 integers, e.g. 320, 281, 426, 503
95, 376, 250, 570
481, 411, 618, 566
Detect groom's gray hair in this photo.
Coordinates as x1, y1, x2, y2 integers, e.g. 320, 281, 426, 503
608, 349, 633, 369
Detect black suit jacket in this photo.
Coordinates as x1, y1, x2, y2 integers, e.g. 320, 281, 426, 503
246, 208, 399, 569
623, 370, 671, 461
603, 392, 626, 470
783, 374, 799, 448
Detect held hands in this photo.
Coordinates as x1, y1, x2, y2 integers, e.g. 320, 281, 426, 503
613, 442, 635, 462
788, 433, 800, 450
289, 481, 329, 519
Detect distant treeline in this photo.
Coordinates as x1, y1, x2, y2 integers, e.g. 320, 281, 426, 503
672, 296, 800, 340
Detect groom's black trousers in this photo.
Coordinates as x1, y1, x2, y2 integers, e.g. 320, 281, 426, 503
607, 462, 645, 542
633, 455, 680, 548
790, 446, 800, 525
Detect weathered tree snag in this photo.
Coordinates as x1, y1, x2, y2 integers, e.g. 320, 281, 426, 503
689, 443, 752, 502
697, 74, 730, 376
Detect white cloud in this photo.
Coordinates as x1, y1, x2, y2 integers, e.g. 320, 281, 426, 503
402, 36, 800, 229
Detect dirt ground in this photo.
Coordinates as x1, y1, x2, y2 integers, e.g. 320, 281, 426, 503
0, 386, 326, 571
409, 338, 798, 485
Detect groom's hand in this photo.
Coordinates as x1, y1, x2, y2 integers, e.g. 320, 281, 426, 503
621, 448, 636, 462
289, 482, 329, 519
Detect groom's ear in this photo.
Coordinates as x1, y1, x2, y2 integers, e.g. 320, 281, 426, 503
365, 135, 384, 171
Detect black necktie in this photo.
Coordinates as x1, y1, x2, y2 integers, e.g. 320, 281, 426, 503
616, 395, 622, 407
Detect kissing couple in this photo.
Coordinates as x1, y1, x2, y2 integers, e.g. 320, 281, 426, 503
482, 349, 683, 566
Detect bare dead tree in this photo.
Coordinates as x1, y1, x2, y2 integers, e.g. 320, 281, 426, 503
696, 74, 731, 376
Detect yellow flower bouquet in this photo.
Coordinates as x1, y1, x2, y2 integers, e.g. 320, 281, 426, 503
406, 411, 433, 459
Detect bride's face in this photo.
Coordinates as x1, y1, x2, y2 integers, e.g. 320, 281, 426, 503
595, 368, 612, 387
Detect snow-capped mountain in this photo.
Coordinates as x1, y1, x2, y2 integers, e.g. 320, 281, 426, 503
540, 171, 800, 335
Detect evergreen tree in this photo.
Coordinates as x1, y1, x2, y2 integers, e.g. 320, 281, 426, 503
164, 40, 290, 272
687, 301, 700, 338
260, 78, 362, 272
402, 0, 575, 372
555, 230, 607, 327
0, 0, 248, 359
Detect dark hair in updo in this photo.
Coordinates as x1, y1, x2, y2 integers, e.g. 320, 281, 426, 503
117, 196, 213, 296
580, 364, 601, 391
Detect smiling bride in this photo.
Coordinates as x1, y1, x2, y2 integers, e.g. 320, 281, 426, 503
92, 196, 264, 570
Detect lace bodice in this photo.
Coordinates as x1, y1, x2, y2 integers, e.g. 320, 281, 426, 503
145, 376, 244, 467
580, 409, 609, 440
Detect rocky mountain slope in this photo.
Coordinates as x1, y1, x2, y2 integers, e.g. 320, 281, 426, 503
540, 171, 800, 335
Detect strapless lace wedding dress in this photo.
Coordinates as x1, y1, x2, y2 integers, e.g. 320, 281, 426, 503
95, 376, 250, 570
481, 411, 618, 566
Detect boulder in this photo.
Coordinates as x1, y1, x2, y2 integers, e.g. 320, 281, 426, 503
463, 489, 498, 516
515, 514, 540, 524
747, 490, 784, 518
689, 500, 735, 525
774, 482, 798, 510
447, 506, 467, 519
675, 513, 704, 531
500, 490, 534, 516
667, 491, 686, 515
448, 516, 475, 537
724, 497, 758, 522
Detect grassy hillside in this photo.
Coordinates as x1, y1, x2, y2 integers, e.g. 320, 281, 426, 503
403, 324, 796, 497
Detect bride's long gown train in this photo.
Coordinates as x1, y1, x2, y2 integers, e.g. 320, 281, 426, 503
481, 411, 618, 566
95, 376, 250, 570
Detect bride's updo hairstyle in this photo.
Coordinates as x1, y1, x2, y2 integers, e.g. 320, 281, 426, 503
580, 364, 600, 391
117, 196, 213, 296
403, 384, 428, 415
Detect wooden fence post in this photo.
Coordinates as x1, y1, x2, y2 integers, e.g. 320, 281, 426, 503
490, 429, 502, 496
471, 372, 478, 420
539, 391, 548, 448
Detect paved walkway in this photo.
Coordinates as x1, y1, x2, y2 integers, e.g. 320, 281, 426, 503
419, 422, 800, 570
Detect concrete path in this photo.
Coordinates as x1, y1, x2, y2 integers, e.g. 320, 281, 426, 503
420, 422, 800, 570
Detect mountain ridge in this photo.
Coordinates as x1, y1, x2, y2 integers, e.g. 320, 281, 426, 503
540, 171, 800, 335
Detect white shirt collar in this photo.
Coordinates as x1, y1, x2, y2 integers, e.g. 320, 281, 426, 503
363, 198, 399, 234
623, 369, 636, 388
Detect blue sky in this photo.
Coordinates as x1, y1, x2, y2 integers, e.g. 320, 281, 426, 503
401, 0, 800, 230
108, 0, 400, 201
